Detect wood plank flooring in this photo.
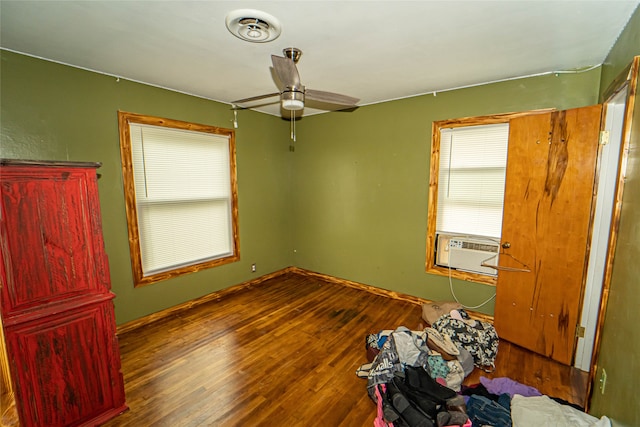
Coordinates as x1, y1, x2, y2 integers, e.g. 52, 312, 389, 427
104, 272, 587, 426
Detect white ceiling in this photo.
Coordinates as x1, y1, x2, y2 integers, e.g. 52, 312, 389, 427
1, 1, 638, 117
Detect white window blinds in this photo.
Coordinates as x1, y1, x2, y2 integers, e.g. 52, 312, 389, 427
129, 124, 233, 275
436, 123, 509, 239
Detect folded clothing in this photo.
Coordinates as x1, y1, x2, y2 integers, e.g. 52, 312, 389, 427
511, 395, 611, 427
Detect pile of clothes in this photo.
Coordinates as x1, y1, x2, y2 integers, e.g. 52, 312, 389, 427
372, 365, 469, 427
357, 326, 475, 427
356, 302, 501, 426
356, 301, 611, 427
360, 326, 474, 391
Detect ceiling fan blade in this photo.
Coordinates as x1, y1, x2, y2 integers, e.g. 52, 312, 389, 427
305, 89, 359, 107
231, 99, 280, 111
304, 100, 360, 113
233, 92, 281, 104
272, 55, 301, 89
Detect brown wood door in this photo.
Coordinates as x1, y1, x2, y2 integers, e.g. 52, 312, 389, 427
494, 105, 602, 365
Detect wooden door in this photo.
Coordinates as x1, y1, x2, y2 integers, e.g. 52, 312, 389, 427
494, 105, 602, 365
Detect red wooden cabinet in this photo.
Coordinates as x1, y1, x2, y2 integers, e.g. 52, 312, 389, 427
0, 160, 127, 426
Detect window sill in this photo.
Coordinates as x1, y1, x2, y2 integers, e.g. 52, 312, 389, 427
134, 253, 240, 287
426, 265, 497, 286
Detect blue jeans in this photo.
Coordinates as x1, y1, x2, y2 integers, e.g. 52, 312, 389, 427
467, 394, 512, 427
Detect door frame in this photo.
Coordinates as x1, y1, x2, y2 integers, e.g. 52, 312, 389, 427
574, 88, 627, 371
585, 56, 639, 410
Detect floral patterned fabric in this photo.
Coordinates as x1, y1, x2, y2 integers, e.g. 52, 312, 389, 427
432, 314, 499, 371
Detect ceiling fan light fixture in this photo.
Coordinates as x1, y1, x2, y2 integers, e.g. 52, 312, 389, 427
281, 90, 305, 111
225, 9, 281, 43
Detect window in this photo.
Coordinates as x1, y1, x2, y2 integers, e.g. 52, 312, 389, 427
437, 123, 509, 239
426, 113, 523, 284
118, 111, 239, 286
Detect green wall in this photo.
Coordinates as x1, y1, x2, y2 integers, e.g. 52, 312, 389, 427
0, 51, 294, 324
0, 50, 601, 322
600, 5, 640, 98
589, 5, 640, 426
292, 71, 600, 315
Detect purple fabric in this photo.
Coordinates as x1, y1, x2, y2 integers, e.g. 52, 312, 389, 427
480, 376, 542, 398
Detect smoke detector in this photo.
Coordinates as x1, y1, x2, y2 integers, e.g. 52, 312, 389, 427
225, 9, 282, 43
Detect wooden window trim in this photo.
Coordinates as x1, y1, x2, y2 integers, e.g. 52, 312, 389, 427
118, 111, 240, 287
425, 109, 553, 285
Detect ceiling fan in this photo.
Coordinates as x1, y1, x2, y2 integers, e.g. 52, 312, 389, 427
233, 48, 360, 119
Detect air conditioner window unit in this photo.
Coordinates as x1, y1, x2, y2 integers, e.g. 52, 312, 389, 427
436, 234, 499, 276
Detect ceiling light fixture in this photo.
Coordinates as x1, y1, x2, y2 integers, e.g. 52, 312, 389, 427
225, 9, 281, 43
281, 90, 304, 111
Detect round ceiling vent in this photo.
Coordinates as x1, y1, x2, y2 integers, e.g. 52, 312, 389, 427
225, 9, 282, 43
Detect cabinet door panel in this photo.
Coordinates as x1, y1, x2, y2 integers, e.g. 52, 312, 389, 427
5, 302, 125, 427
1, 167, 111, 316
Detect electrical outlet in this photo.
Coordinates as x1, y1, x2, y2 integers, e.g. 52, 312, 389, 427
251, 263, 256, 273
600, 368, 607, 394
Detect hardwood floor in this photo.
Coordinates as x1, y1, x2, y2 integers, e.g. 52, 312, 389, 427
104, 272, 587, 426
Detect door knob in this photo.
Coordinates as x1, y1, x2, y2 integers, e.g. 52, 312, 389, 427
502, 242, 511, 249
